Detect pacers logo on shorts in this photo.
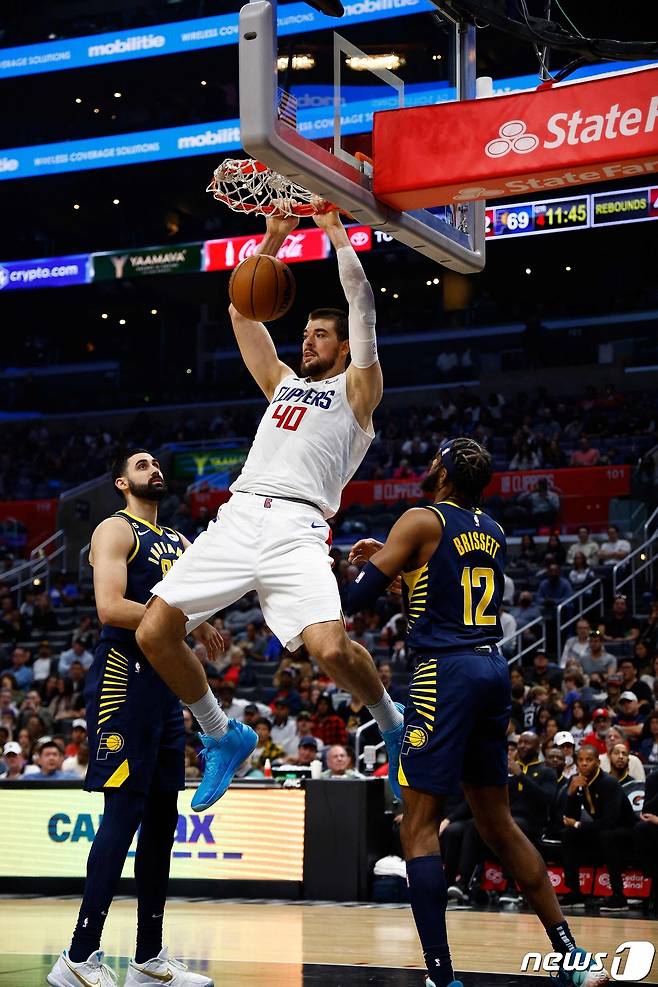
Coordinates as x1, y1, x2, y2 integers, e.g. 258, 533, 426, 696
97, 732, 125, 760
402, 724, 428, 756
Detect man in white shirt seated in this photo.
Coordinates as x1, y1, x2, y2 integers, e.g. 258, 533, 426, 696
599, 524, 631, 565
566, 526, 600, 567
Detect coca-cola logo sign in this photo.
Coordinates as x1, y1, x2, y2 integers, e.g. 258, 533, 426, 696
206, 229, 328, 271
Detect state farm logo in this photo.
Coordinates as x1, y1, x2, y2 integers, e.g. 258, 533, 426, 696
486, 120, 540, 158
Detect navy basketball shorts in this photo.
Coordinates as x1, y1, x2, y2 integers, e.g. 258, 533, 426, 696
399, 648, 511, 796
84, 638, 185, 794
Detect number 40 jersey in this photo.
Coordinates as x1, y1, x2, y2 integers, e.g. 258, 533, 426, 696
402, 501, 507, 657
231, 372, 373, 520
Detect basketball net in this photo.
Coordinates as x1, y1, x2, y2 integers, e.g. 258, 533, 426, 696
207, 158, 334, 217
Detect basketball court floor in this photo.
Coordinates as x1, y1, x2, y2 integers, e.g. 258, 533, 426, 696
0, 899, 655, 986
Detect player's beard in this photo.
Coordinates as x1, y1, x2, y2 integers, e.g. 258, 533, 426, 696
300, 348, 339, 378
127, 479, 168, 502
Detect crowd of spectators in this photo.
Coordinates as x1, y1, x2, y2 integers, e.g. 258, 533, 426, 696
1, 525, 657, 909
0, 383, 656, 507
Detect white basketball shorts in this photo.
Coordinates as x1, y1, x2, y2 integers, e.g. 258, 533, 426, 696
150, 492, 341, 650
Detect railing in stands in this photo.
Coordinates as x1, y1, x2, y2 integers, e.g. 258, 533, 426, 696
612, 525, 658, 616
500, 615, 547, 666
2, 529, 67, 604
643, 503, 658, 542
555, 578, 604, 657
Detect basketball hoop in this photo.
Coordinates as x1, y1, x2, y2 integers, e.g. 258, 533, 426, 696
207, 158, 335, 217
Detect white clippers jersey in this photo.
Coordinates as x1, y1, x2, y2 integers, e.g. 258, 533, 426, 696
231, 372, 374, 518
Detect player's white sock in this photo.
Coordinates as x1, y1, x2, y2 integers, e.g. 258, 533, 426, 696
366, 690, 403, 733
188, 688, 229, 739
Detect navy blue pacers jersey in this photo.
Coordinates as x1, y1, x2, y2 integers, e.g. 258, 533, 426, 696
86, 509, 186, 793
99, 509, 184, 646
398, 501, 511, 795
403, 501, 506, 657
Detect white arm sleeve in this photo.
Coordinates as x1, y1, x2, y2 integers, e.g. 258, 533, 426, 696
336, 244, 378, 369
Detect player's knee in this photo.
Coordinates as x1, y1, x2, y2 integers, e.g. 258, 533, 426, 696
315, 641, 350, 673
400, 814, 438, 858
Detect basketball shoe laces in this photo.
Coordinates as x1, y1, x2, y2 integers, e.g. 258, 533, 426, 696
93, 959, 119, 987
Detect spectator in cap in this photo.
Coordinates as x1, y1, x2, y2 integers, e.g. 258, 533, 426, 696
270, 698, 297, 756
0, 741, 26, 780
554, 731, 578, 779
294, 710, 324, 752
599, 727, 645, 781
605, 673, 623, 711
616, 657, 652, 710
64, 719, 87, 758
526, 650, 561, 687
580, 630, 616, 678
615, 693, 645, 751
25, 740, 78, 780
242, 703, 261, 730
311, 694, 348, 747
581, 708, 612, 755
285, 736, 320, 767
322, 744, 364, 779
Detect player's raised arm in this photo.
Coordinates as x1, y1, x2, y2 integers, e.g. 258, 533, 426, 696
228, 211, 297, 400
313, 208, 383, 427
90, 517, 146, 629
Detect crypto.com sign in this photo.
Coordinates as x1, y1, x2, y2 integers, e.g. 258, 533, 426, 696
522, 942, 656, 982
373, 65, 658, 208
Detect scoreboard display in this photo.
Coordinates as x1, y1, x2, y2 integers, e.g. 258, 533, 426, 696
486, 194, 589, 239
485, 185, 657, 241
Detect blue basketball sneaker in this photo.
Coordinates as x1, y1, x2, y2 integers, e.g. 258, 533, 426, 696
191, 720, 258, 811
380, 701, 405, 800
426, 979, 463, 987
552, 948, 610, 986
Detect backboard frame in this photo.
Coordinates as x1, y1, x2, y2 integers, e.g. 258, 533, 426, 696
238, 0, 487, 273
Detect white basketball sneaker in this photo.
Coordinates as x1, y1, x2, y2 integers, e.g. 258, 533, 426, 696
124, 947, 214, 986
47, 949, 118, 987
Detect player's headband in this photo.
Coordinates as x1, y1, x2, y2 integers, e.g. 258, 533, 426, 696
438, 443, 456, 480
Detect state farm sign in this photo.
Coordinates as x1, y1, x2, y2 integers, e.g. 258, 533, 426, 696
373, 65, 658, 208
205, 228, 328, 271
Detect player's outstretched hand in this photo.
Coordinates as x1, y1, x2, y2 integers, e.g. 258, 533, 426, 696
266, 202, 299, 236
312, 198, 342, 228
194, 621, 225, 661
349, 537, 385, 566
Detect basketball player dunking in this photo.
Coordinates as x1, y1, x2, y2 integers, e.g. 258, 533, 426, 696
48, 450, 220, 987
136, 207, 405, 810
344, 438, 610, 987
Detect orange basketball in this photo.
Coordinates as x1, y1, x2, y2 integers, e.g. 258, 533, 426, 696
228, 254, 296, 322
